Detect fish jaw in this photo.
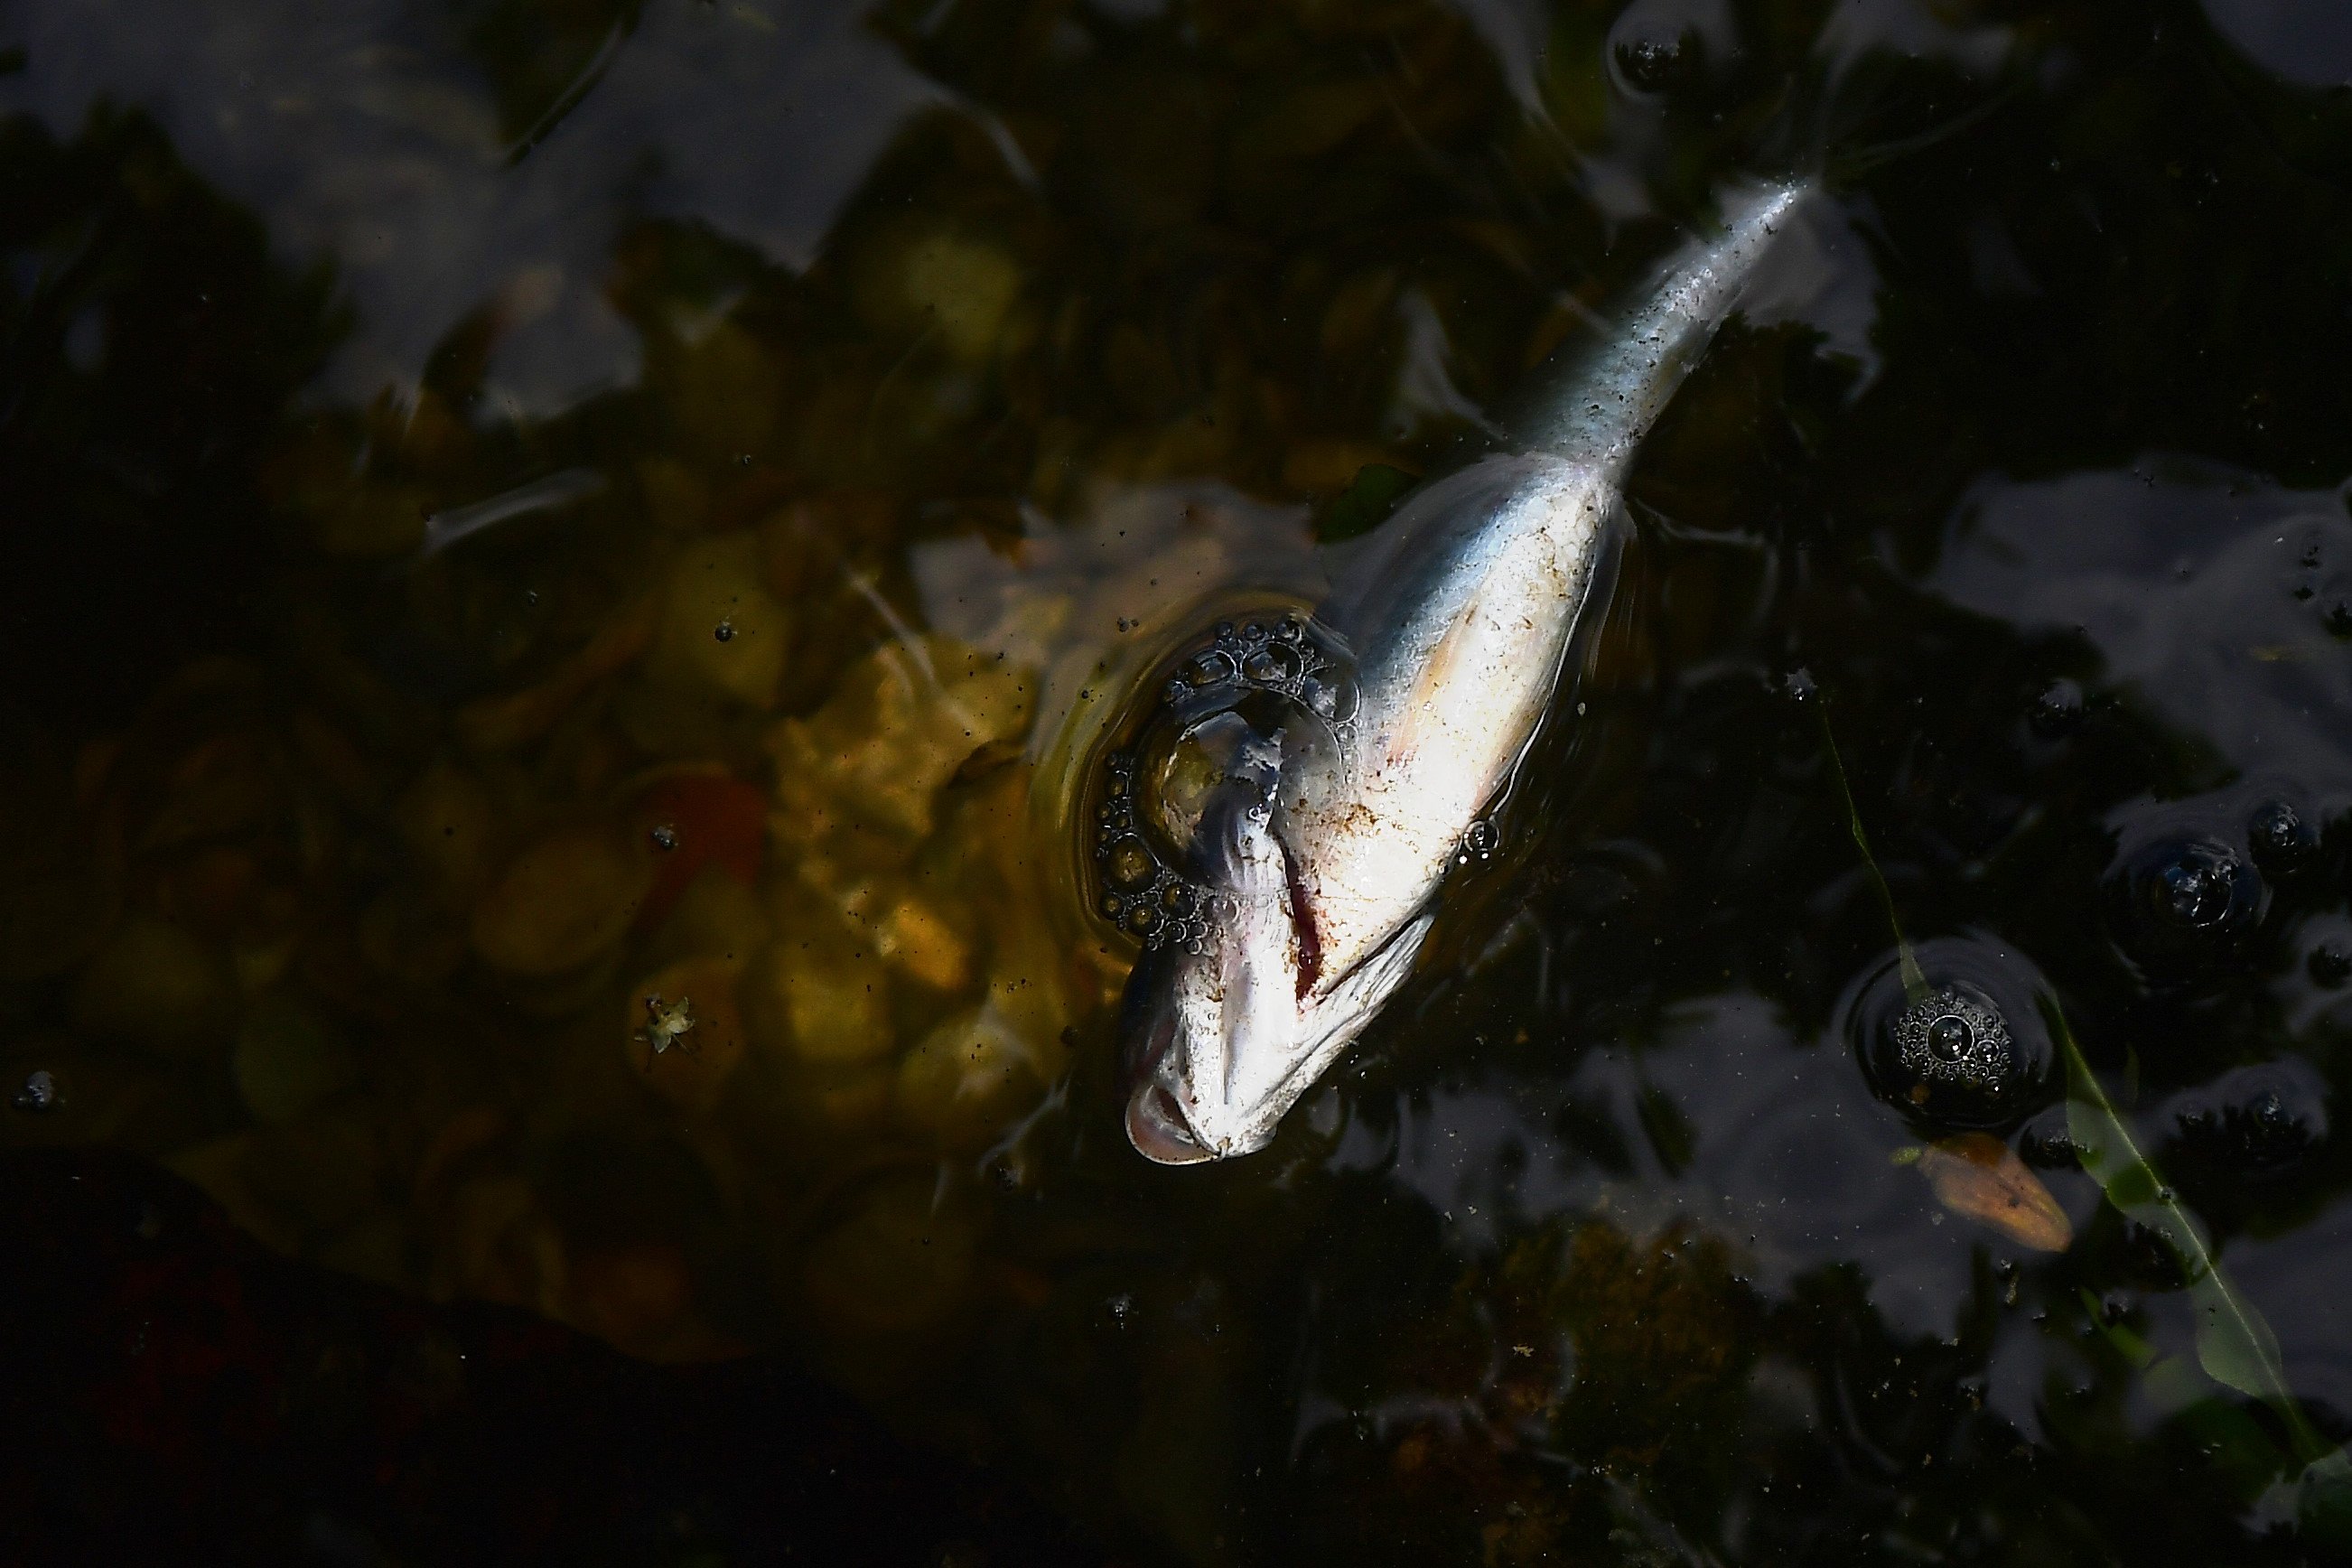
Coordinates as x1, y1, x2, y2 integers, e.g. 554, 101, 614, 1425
1119, 787, 1306, 1163
1121, 899, 1433, 1165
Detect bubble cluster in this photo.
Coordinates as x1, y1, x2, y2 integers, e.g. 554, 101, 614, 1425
1893, 987, 2013, 1091
1092, 615, 1351, 951
1843, 936, 2054, 1130
1157, 616, 1346, 723
1093, 749, 1210, 952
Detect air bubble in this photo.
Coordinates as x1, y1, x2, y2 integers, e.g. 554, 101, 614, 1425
2247, 800, 2319, 873
1611, 32, 1696, 94
2105, 831, 2266, 976
1105, 836, 1157, 891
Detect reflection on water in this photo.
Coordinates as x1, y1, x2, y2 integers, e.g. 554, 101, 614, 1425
6, 0, 2352, 1562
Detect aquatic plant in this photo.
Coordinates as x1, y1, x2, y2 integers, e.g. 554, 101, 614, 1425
1819, 700, 2352, 1544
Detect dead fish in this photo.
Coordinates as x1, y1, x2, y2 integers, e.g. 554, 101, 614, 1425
1121, 181, 1814, 1164
419, 467, 606, 558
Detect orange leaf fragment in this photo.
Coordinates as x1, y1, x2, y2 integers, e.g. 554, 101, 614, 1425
1917, 1132, 2073, 1252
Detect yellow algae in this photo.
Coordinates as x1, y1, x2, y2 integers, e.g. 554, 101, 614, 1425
394, 761, 496, 894
874, 891, 975, 994
470, 828, 652, 976
859, 226, 1023, 366
660, 317, 781, 462
767, 636, 1034, 845
455, 593, 659, 751
893, 1000, 1050, 1147
72, 916, 233, 1051
768, 926, 892, 1066
802, 1173, 982, 1341
651, 532, 790, 708
232, 992, 356, 1125
635, 456, 712, 535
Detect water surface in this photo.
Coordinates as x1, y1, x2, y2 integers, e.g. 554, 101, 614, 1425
5, 1, 2352, 1562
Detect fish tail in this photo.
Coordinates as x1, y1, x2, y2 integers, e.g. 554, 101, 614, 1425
1514, 179, 1812, 473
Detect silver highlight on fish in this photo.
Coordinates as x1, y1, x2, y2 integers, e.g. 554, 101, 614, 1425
1119, 181, 1814, 1164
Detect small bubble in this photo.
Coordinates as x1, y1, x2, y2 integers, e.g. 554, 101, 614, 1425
714, 620, 735, 642
1242, 642, 1300, 687
2247, 800, 2318, 872
1612, 30, 1697, 93
1927, 1014, 1973, 1062
2329, 602, 2352, 639
2310, 941, 2352, 986
1183, 649, 1237, 687
650, 823, 679, 853
1104, 835, 1157, 891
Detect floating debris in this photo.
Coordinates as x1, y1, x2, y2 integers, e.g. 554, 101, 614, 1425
418, 468, 606, 558
1908, 1132, 2072, 1252
2029, 677, 2085, 737
636, 993, 695, 1058
11, 1069, 60, 1114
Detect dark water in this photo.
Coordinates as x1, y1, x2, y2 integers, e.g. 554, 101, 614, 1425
5, 1, 2352, 1562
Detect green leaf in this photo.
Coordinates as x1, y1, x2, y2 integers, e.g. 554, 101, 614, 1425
2056, 1006, 2272, 1399
2051, 1001, 2343, 1471
1815, 693, 2352, 1538
1834, 695, 2352, 1542
2292, 1451, 2352, 1549
1815, 703, 1927, 1003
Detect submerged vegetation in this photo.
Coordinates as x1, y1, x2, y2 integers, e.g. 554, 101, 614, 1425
5, 0, 2352, 1562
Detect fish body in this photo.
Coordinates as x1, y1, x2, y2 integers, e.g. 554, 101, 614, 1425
1124, 181, 1813, 1164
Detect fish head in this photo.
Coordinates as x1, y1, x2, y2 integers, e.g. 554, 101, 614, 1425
1117, 769, 1433, 1164
1118, 776, 1309, 1163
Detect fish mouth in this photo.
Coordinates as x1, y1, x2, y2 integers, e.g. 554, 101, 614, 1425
1125, 1081, 1218, 1165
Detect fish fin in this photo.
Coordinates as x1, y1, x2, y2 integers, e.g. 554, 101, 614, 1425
1279, 912, 1435, 1099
